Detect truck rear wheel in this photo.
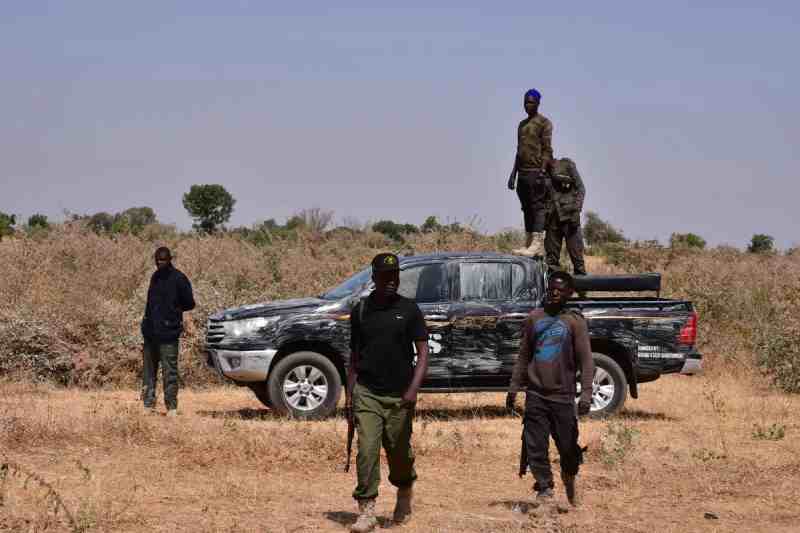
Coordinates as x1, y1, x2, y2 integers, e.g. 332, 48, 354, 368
576, 353, 627, 417
267, 351, 341, 420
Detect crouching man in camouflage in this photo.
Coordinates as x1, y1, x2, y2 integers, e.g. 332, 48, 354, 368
347, 253, 430, 532
506, 271, 593, 505
545, 157, 587, 276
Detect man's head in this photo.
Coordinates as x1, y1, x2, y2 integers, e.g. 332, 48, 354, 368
545, 270, 574, 309
371, 253, 400, 299
154, 247, 172, 270
524, 88, 541, 117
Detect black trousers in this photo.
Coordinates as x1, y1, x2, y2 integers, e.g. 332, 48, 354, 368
524, 393, 583, 491
516, 171, 548, 232
544, 218, 587, 275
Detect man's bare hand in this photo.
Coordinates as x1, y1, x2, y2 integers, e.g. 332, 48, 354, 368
507, 174, 516, 190
401, 389, 418, 405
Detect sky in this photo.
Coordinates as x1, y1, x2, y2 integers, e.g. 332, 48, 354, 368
2, 1, 798, 249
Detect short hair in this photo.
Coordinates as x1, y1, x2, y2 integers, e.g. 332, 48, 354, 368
154, 246, 172, 259
549, 270, 574, 289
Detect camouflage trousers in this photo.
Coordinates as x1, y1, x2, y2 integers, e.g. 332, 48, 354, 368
352, 383, 417, 500
545, 218, 587, 276
142, 340, 180, 410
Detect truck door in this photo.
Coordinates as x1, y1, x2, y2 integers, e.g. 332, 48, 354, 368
397, 262, 451, 385
448, 260, 522, 381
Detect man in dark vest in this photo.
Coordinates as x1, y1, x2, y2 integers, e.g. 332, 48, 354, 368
545, 157, 587, 276
140, 247, 195, 416
346, 253, 429, 532
508, 88, 554, 257
507, 271, 594, 506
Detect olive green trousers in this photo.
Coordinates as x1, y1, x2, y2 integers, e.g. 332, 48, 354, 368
352, 383, 417, 500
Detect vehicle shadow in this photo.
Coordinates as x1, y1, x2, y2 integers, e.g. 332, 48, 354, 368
323, 511, 393, 529
195, 408, 281, 420
414, 405, 515, 421
617, 408, 677, 422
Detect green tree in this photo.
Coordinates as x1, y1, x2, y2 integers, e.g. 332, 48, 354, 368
118, 207, 157, 234
0, 212, 16, 240
88, 212, 115, 233
182, 184, 236, 233
27, 213, 49, 229
372, 220, 418, 241
421, 216, 442, 233
583, 211, 627, 247
670, 232, 706, 249
748, 234, 774, 254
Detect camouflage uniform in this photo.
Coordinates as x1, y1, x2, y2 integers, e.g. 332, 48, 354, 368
545, 158, 587, 275
515, 114, 554, 232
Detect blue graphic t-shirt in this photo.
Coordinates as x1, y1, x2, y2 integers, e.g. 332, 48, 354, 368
510, 309, 595, 404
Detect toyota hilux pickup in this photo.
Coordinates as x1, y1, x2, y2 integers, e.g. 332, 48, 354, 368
205, 252, 701, 419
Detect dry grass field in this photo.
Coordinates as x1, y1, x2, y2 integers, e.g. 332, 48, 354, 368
2, 370, 799, 533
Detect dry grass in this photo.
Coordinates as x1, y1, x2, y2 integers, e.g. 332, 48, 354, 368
3, 225, 799, 391
1, 373, 799, 532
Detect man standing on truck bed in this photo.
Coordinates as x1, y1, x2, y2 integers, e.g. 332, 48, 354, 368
507, 271, 593, 506
508, 88, 554, 257
346, 253, 430, 532
140, 246, 195, 417
545, 157, 587, 276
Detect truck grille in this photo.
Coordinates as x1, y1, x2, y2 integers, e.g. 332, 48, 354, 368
206, 319, 226, 347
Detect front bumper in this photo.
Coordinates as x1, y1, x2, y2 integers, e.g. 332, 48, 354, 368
680, 352, 703, 375
206, 348, 278, 382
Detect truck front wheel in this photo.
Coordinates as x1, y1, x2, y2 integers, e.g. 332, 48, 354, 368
267, 351, 342, 419
576, 353, 628, 417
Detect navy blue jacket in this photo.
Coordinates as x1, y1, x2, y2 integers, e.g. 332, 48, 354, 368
141, 265, 196, 342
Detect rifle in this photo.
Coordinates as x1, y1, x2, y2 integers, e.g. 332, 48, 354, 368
345, 297, 368, 472
518, 428, 528, 478
345, 403, 355, 472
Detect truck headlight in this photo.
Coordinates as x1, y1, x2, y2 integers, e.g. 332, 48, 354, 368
227, 316, 281, 338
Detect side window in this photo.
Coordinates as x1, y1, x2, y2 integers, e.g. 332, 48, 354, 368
399, 264, 446, 303
459, 262, 514, 301
511, 263, 527, 298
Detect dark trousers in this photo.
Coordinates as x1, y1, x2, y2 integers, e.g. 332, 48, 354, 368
545, 219, 587, 275
524, 393, 583, 492
516, 171, 548, 232
142, 340, 180, 410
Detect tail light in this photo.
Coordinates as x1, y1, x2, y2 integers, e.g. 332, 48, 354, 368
678, 311, 698, 345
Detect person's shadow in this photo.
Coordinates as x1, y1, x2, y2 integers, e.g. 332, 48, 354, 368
323, 511, 394, 529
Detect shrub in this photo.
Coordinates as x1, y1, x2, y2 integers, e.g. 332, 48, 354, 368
748, 234, 775, 254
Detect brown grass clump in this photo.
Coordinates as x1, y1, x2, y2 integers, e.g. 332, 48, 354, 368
613, 247, 800, 391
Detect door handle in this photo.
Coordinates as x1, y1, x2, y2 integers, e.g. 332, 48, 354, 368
500, 313, 528, 319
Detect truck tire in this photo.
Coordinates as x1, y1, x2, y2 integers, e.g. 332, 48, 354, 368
576, 353, 627, 417
267, 351, 342, 420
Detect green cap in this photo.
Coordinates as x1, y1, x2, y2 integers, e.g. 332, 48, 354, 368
371, 253, 400, 272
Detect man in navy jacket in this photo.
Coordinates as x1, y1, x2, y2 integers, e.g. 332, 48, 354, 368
140, 247, 195, 416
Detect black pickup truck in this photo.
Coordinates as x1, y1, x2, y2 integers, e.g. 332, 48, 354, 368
205, 252, 701, 419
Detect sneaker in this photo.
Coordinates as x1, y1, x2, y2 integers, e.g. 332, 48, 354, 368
561, 472, 578, 506
393, 485, 413, 524
351, 498, 377, 533
166, 409, 178, 418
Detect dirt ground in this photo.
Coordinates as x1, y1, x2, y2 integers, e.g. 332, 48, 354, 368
2, 372, 799, 533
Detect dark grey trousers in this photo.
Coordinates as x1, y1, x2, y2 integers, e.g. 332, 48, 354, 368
142, 340, 180, 410
524, 393, 583, 492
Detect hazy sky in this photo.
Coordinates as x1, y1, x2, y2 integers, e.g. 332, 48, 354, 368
2, 1, 798, 248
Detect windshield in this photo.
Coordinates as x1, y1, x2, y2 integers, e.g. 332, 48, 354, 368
321, 267, 372, 300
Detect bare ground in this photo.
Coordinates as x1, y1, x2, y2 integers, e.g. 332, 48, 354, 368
2, 372, 799, 533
